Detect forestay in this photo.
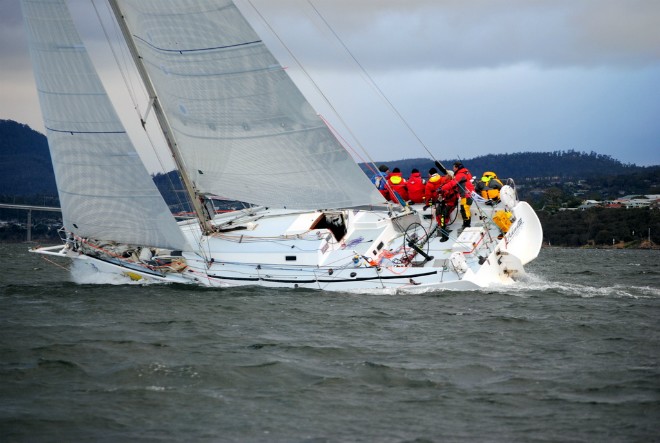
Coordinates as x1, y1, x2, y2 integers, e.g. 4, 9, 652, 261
22, 0, 189, 251
115, 0, 385, 210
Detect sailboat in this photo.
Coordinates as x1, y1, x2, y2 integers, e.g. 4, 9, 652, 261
24, 0, 543, 292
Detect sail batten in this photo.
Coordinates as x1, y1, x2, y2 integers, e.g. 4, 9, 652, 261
45, 128, 127, 134
132, 34, 262, 53
115, 0, 385, 209
22, 0, 189, 251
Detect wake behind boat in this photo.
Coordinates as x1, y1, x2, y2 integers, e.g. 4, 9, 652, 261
24, 0, 542, 292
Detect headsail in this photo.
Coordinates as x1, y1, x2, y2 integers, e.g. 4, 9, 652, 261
113, 0, 385, 210
22, 0, 189, 251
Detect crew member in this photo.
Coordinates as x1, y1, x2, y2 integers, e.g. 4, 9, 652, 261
371, 164, 390, 200
387, 167, 409, 202
475, 171, 504, 203
407, 168, 425, 204
435, 179, 459, 242
424, 167, 452, 206
441, 161, 474, 228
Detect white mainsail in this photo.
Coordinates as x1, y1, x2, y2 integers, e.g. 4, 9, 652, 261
22, 0, 189, 251
114, 0, 385, 210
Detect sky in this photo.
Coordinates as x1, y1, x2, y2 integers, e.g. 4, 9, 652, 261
1, 0, 659, 172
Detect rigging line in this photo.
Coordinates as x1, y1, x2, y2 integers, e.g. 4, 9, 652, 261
317, 114, 396, 199
319, 112, 400, 208
243, 0, 375, 166
305, 0, 443, 166
142, 129, 193, 218
98, 0, 197, 236
317, 114, 369, 165
41, 255, 70, 272
101, 0, 140, 99
97, 0, 207, 255
92, 0, 140, 116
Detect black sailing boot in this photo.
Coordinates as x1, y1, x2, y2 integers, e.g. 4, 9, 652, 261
439, 226, 450, 242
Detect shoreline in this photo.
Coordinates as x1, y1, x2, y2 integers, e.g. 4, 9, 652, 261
542, 240, 659, 250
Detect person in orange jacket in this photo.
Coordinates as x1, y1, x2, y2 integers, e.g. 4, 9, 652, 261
407, 168, 425, 204
387, 167, 408, 202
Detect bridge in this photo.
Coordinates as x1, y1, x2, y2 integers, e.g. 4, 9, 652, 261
0, 203, 61, 242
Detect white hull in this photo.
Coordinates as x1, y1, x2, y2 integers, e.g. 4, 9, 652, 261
32, 192, 543, 293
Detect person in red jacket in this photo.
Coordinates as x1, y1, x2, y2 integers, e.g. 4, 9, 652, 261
387, 168, 409, 203
441, 161, 474, 228
424, 167, 450, 205
436, 178, 459, 241
407, 168, 425, 204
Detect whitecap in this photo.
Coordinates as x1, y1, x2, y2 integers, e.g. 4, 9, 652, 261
70, 260, 160, 286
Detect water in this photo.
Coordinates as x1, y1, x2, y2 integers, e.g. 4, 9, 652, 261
1, 244, 659, 442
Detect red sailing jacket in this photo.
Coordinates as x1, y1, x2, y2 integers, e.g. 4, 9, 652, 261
424, 173, 451, 204
407, 171, 425, 204
439, 181, 459, 209
441, 166, 474, 199
387, 172, 409, 202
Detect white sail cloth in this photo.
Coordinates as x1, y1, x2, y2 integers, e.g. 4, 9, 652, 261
115, 0, 385, 210
22, 0, 189, 251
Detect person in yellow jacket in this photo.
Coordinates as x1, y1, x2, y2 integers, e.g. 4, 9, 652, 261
475, 171, 503, 204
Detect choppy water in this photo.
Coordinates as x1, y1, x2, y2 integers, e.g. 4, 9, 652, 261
1, 244, 659, 442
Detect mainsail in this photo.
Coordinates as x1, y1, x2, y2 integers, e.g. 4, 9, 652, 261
113, 0, 385, 210
22, 0, 189, 251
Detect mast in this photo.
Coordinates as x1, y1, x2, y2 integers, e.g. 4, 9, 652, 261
107, 0, 212, 234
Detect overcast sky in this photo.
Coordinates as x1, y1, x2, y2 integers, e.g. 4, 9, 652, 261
2, 0, 659, 172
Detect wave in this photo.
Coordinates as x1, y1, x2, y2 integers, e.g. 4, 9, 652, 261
494, 272, 660, 299
69, 260, 161, 286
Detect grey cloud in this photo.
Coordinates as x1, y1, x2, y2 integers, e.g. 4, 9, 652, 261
1, 0, 29, 61
247, 0, 660, 70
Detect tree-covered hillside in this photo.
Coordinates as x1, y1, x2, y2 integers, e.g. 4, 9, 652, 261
539, 208, 660, 246
360, 150, 641, 180
0, 120, 57, 195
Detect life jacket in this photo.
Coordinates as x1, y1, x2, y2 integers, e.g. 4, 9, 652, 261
476, 172, 503, 200
387, 172, 409, 201
407, 171, 425, 204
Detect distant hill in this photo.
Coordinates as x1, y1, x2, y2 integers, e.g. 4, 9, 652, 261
359, 151, 644, 180
1, 118, 657, 199
0, 120, 57, 196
